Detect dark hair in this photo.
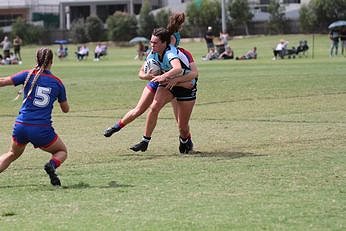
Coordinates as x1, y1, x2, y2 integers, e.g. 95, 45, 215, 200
152, 27, 171, 45
167, 12, 185, 34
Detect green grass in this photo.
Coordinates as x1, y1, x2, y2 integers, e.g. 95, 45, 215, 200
0, 34, 345, 230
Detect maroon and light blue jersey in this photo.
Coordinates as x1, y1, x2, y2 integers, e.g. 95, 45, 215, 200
11, 69, 67, 125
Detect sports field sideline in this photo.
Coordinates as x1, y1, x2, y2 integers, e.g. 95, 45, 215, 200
0, 34, 345, 230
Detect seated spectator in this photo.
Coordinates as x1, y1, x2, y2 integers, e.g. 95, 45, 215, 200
273, 39, 288, 60
9, 52, 19, 64
94, 43, 107, 61
1, 36, 11, 59
0, 52, 18, 65
296, 40, 309, 57
218, 46, 234, 59
0, 54, 4, 65
57, 44, 68, 59
75, 44, 89, 60
236, 47, 257, 60
202, 47, 218, 61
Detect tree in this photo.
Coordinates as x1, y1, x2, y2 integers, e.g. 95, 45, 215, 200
70, 19, 88, 43
137, 0, 157, 38
228, 0, 253, 35
11, 18, 45, 44
299, 5, 317, 33
155, 9, 171, 28
300, 0, 346, 32
85, 16, 105, 42
186, 0, 221, 37
268, 0, 287, 34
0, 28, 4, 42
106, 11, 138, 42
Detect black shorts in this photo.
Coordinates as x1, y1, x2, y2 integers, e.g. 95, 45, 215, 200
169, 84, 197, 101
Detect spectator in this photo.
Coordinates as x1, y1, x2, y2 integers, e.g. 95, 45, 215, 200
9, 52, 19, 64
13, 35, 22, 63
340, 28, 346, 56
236, 47, 257, 60
0, 52, 19, 65
75, 44, 89, 60
204, 26, 214, 53
329, 30, 339, 57
0, 54, 5, 65
273, 39, 288, 60
57, 44, 67, 59
94, 43, 107, 61
202, 47, 218, 61
219, 30, 229, 49
296, 40, 309, 57
1, 36, 11, 59
218, 46, 234, 60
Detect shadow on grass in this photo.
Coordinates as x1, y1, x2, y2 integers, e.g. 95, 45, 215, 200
121, 150, 267, 160
186, 150, 267, 159
0, 181, 133, 190
62, 181, 133, 189
0, 184, 40, 189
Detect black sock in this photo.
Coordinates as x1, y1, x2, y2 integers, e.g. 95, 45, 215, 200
142, 136, 151, 143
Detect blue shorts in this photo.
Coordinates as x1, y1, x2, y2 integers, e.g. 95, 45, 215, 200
146, 81, 159, 93
12, 122, 58, 148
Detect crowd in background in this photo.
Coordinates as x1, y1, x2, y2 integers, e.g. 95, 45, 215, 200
0, 35, 22, 65
329, 28, 346, 56
202, 26, 257, 61
1, 27, 346, 65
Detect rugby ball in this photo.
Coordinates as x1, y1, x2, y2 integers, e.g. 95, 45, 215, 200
143, 59, 161, 75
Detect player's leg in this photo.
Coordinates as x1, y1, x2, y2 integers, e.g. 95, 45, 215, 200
104, 86, 155, 137
40, 136, 67, 186
131, 87, 173, 152
0, 141, 26, 173
0, 122, 28, 173
170, 85, 197, 154
171, 98, 179, 123
176, 100, 195, 154
28, 125, 67, 186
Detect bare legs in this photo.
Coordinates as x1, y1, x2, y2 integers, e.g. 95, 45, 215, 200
40, 136, 68, 163
122, 87, 155, 126
0, 136, 67, 186
0, 141, 26, 173
131, 86, 195, 153
144, 87, 174, 138
104, 87, 155, 137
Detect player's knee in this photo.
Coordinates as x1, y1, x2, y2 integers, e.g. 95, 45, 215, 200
149, 103, 163, 115
7, 150, 21, 162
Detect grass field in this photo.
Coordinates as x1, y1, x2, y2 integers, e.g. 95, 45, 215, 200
0, 34, 345, 230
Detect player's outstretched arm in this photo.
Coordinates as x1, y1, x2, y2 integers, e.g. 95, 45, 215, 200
0, 76, 14, 87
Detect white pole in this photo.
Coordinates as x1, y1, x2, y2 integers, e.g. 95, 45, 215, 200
65, 6, 70, 30
221, 0, 226, 32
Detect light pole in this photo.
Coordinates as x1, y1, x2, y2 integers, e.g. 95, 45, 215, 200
221, 0, 226, 32
221, 0, 229, 32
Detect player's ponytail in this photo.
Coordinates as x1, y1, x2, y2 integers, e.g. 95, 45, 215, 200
167, 13, 185, 35
15, 48, 53, 102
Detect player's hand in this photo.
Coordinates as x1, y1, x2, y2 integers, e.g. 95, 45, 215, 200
152, 75, 166, 84
165, 78, 178, 90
